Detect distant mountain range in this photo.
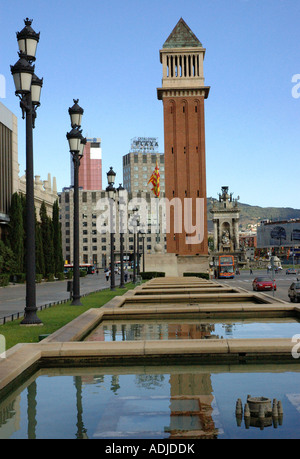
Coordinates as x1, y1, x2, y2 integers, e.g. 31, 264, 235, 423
207, 198, 300, 231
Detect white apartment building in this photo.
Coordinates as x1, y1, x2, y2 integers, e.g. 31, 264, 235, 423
59, 188, 166, 268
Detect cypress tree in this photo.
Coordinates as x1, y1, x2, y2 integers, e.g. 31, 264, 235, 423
20, 193, 27, 272
35, 209, 45, 276
52, 199, 64, 274
8, 192, 24, 273
40, 201, 54, 276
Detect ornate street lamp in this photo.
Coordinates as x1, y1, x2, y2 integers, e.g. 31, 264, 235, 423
66, 100, 86, 305
68, 99, 84, 128
16, 18, 40, 62
10, 19, 43, 325
106, 168, 116, 291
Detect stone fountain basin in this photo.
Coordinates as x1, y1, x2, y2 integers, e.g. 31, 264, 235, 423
247, 396, 272, 414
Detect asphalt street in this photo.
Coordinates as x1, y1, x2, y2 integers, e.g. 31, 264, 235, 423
216, 269, 300, 303
0, 272, 119, 319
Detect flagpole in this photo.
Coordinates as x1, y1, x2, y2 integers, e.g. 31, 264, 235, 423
156, 196, 159, 244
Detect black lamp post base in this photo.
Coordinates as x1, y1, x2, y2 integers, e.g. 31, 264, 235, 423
71, 297, 83, 306
20, 312, 43, 326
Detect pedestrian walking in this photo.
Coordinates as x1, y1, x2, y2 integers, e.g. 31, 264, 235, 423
105, 270, 110, 282
124, 269, 128, 283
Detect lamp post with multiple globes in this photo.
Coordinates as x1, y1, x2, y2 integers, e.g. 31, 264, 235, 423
10, 18, 43, 325
66, 100, 86, 305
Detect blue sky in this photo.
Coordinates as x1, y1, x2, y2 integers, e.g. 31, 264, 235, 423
1, 0, 300, 209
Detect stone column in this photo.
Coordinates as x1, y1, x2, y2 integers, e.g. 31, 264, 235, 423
213, 219, 218, 251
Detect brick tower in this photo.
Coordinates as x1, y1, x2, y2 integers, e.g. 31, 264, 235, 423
157, 18, 210, 256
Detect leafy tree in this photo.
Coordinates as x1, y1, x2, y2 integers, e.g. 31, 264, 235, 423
8, 192, 24, 272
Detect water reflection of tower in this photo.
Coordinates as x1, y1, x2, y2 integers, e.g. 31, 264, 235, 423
166, 372, 219, 438
168, 323, 215, 339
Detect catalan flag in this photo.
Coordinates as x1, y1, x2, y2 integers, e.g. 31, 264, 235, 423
148, 160, 160, 197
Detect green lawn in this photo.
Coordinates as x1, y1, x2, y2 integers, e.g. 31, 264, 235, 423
0, 283, 135, 350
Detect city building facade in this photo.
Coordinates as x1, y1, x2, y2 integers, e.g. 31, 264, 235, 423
123, 137, 165, 194
59, 187, 166, 268
0, 102, 19, 238
157, 18, 210, 256
18, 172, 58, 220
71, 138, 102, 190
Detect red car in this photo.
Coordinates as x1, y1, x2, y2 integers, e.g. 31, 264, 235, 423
252, 277, 276, 291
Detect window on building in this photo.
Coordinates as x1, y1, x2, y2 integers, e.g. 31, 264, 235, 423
82, 192, 87, 203
83, 238, 88, 243
83, 246, 88, 251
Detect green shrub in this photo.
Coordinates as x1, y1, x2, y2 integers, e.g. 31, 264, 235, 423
56, 272, 65, 281
140, 271, 165, 280
79, 269, 87, 277
183, 272, 209, 280
35, 273, 43, 283
67, 270, 73, 279
46, 273, 55, 282
0, 274, 9, 287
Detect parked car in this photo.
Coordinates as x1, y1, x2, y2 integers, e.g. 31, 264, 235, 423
286, 268, 297, 275
288, 282, 300, 302
252, 277, 276, 291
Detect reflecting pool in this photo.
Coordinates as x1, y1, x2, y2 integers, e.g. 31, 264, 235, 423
2, 364, 300, 439
85, 318, 300, 342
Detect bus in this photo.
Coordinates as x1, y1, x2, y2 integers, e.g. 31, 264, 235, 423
217, 255, 235, 279
64, 263, 95, 274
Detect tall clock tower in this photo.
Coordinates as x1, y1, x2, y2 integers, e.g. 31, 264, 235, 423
157, 18, 210, 256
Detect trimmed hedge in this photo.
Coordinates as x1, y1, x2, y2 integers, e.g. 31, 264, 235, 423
183, 272, 209, 280
140, 271, 165, 280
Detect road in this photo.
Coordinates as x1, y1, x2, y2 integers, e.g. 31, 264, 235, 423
216, 269, 299, 303
0, 272, 119, 319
